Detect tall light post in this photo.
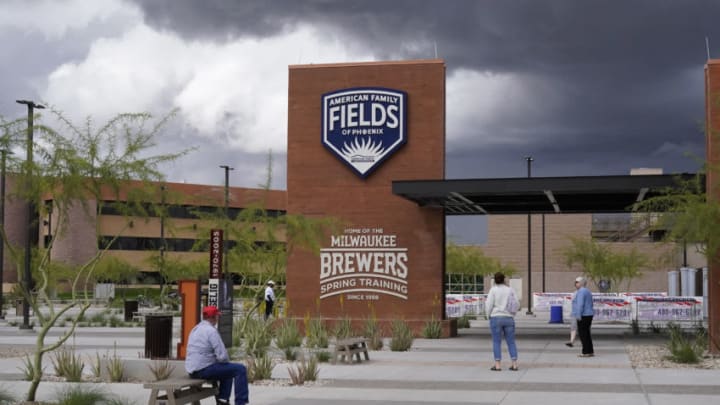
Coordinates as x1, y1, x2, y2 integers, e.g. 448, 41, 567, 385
0, 148, 10, 319
219, 165, 234, 275
17, 99, 45, 330
159, 185, 166, 290
524, 156, 533, 315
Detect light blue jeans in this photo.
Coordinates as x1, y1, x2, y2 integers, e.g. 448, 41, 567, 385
490, 316, 518, 361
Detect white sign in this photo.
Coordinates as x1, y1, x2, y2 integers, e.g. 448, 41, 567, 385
446, 294, 463, 318
592, 297, 632, 322
445, 294, 486, 317
533, 292, 572, 312
635, 296, 702, 321
208, 278, 219, 308
319, 227, 409, 300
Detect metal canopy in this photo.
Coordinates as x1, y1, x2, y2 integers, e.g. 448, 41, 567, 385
392, 173, 700, 215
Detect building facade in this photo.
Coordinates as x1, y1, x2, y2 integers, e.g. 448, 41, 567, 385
482, 213, 704, 306
0, 179, 286, 292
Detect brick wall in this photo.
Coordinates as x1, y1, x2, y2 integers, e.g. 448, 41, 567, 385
286, 60, 447, 321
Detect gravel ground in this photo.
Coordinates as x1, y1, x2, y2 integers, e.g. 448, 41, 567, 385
626, 343, 720, 369
0, 346, 31, 359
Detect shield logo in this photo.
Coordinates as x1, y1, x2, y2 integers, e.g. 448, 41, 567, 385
322, 87, 407, 178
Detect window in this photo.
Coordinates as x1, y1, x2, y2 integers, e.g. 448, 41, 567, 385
446, 274, 484, 294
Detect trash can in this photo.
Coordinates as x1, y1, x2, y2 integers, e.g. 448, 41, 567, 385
549, 305, 563, 324
124, 300, 139, 322
144, 314, 173, 359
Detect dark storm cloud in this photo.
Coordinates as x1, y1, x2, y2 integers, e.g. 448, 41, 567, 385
129, 0, 720, 74
129, 0, 719, 176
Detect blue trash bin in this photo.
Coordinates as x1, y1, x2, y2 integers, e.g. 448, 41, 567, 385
549, 305, 563, 324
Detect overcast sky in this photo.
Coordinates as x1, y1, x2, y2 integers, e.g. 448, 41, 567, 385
1, 0, 718, 243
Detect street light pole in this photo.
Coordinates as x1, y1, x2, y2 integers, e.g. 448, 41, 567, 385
0, 148, 10, 319
219, 165, 234, 275
17, 99, 45, 330
159, 185, 166, 290
524, 156, 534, 315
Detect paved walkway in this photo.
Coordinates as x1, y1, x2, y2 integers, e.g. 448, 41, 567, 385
0, 314, 717, 404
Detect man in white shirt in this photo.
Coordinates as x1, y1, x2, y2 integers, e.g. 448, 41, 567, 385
264, 281, 275, 320
185, 306, 249, 405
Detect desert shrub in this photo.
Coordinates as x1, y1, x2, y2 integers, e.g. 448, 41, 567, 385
666, 322, 706, 364
389, 319, 414, 352
148, 358, 175, 381
90, 312, 107, 324
56, 384, 112, 405
108, 315, 123, 327
0, 386, 16, 404
287, 354, 320, 385
315, 350, 331, 363
363, 316, 383, 350
51, 347, 85, 382
306, 318, 329, 349
333, 316, 353, 340
243, 318, 274, 357
106, 345, 125, 382
275, 319, 303, 357
89, 352, 102, 379
246, 355, 273, 382
18, 354, 36, 381
422, 316, 442, 339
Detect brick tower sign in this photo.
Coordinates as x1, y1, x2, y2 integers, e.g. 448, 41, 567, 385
287, 60, 447, 328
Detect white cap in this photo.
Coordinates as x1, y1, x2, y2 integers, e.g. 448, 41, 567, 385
267, 280, 275, 285
575, 276, 587, 286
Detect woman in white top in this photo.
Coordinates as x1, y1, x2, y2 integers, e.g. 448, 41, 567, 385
485, 272, 519, 371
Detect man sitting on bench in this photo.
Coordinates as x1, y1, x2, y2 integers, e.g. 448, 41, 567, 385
185, 305, 249, 405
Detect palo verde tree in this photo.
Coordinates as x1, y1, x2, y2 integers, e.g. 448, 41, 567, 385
561, 236, 650, 293
145, 252, 206, 308
1, 108, 187, 401
635, 174, 714, 257
445, 242, 517, 292
191, 152, 338, 333
446, 242, 516, 276
635, 172, 720, 351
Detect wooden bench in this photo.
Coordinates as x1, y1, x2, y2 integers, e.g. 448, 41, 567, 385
332, 337, 370, 364
143, 378, 217, 405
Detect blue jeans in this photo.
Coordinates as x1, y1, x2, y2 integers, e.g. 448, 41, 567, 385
194, 362, 249, 405
489, 316, 518, 361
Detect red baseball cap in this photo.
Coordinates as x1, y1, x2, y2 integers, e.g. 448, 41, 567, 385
202, 306, 221, 317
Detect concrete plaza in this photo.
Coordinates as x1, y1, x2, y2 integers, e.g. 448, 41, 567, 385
0, 313, 717, 404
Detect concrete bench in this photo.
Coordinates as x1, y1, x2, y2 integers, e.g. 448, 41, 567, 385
332, 337, 370, 364
143, 377, 217, 405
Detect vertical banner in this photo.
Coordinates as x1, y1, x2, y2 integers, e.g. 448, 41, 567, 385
209, 229, 223, 279
208, 229, 232, 346
217, 278, 234, 348
208, 278, 219, 309
208, 229, 223, 308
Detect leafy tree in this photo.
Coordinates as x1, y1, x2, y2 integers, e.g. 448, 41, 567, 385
145, 253, 206, 308
446, 242, 516, 277
561, 237, 650, 293
190, 153, 338, 335
635, 174, 713, 256
635, 173, 720, 351
0, 108, 187, 401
